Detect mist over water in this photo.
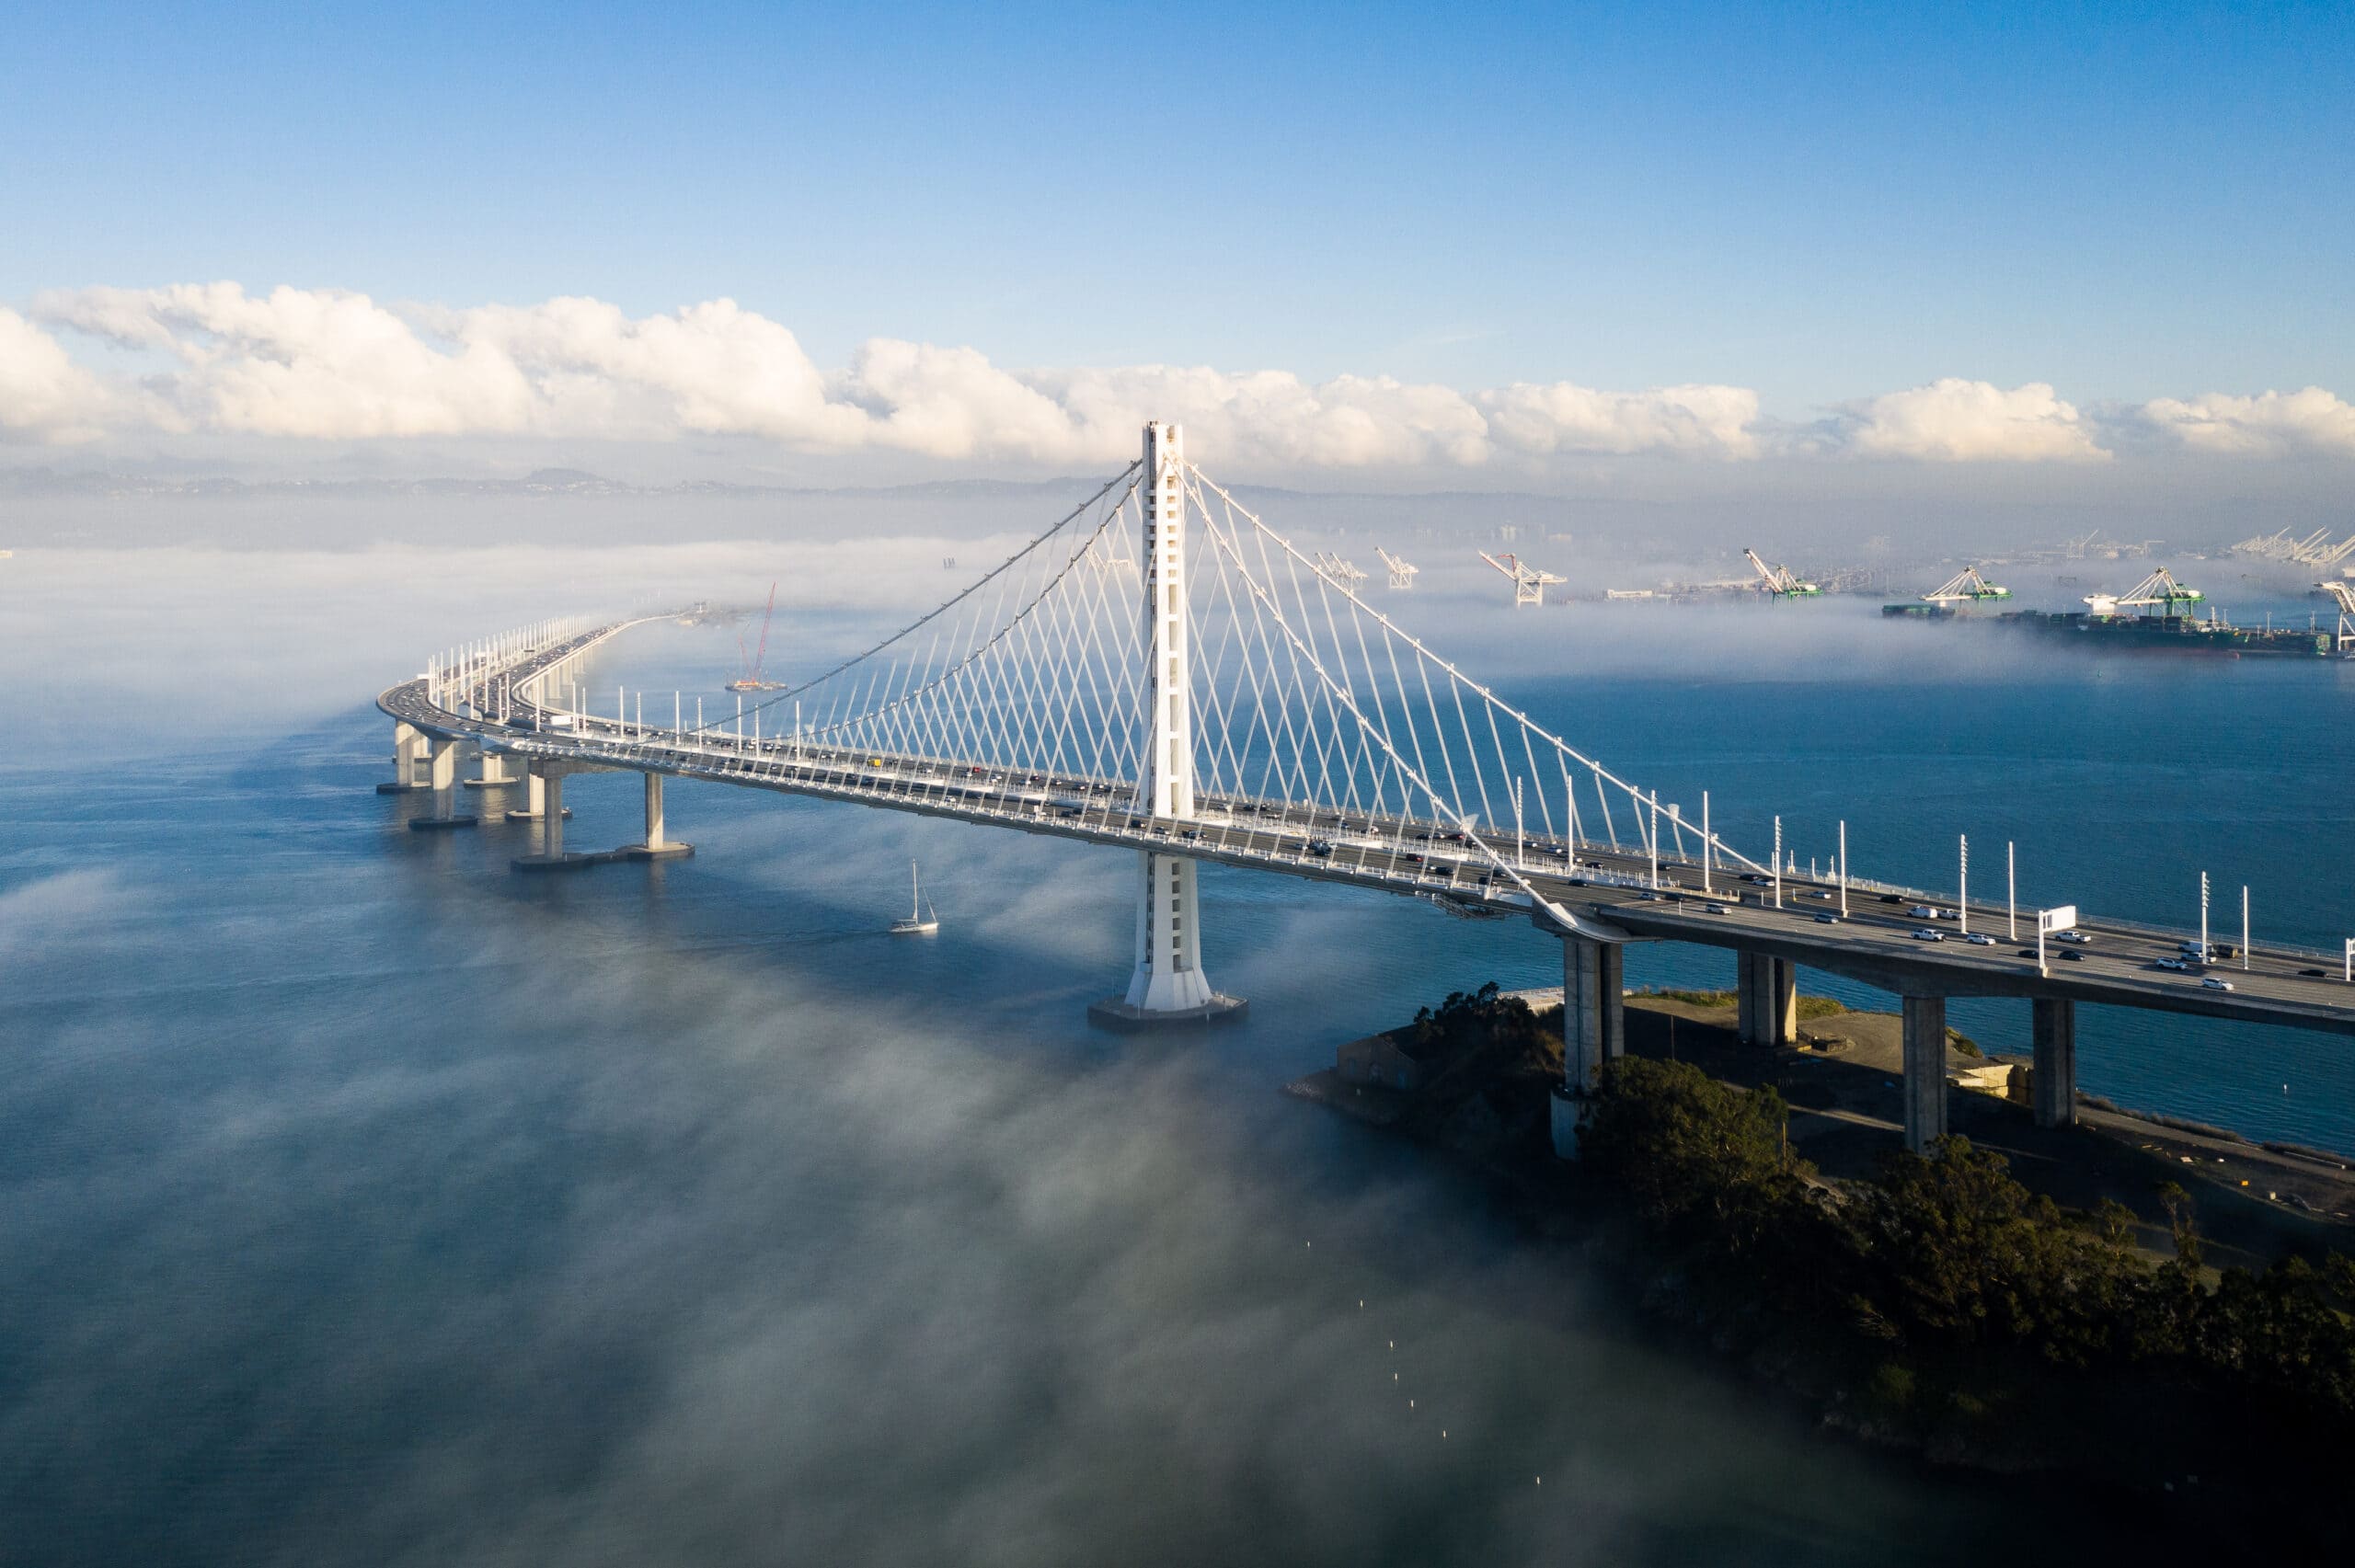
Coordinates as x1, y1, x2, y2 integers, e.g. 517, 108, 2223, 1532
2, 543, 2344, 1564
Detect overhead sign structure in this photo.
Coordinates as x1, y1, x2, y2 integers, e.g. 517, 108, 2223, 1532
2036, 906, 2078, 974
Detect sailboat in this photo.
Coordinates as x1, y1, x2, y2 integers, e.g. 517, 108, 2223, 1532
890, 860, 939, 935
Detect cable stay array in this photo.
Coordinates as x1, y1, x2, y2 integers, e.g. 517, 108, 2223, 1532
661, 458, 1765, 906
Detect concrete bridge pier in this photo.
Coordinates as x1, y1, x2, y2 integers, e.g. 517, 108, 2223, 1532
621, 773, 694, 861
511, 767, 587, 870
376, 721, 431, 794
1735, 950, 1797, 1046
1901, 995, 1948, 1153
1550, 935, 1626, 1157
408, 737, 479, 830
465, 746, 516, 788
502, 771, 549, 820
2032, 997, 2077, 1128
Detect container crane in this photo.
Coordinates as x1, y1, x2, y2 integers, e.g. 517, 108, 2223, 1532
1315, 551, 1370, 589
1375, 547, 1419, 589
1478, 551, 1566, 607
1920, 566, 2011, 604
2320, 580, 2355, 652
1743, 548, 1821, 598
2084, 567, 2203, 620
729, 582, 786, 691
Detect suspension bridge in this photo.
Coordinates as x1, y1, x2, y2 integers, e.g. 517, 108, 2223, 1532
378, 423, 2355, 1158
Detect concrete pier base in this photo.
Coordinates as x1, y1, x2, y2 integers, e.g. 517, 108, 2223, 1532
1549, 1085, 1588, 1159
1086, 993, 1248, 1031
378, 720, 431, 791
501, 773, 570, 820
1901, 995, 1949, 1154
1561, 935, 1626, 1093
408, 814, 479, 831
616, 773, 694, 861
1736, 950, 1798, 1046
2032, 997, 2078, 1128
510, 772, 580, 870
464, 748, 516, 788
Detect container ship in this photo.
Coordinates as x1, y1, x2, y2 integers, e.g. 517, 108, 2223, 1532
1887, 567, 2355, 658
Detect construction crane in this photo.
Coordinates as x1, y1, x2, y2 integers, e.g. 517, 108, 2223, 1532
1920, 566, 2011, 604
729, 582, 786, 691
1375, 547, 1419, 589
1743, 548, 1821, 598
1315, 550, 1370, 589
1478, 551, 1566, 607
2084, 567, 2204, 619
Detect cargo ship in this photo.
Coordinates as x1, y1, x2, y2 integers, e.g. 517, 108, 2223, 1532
1891, 567, 2354, 658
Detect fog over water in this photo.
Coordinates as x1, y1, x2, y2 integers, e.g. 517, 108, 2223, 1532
2, 533, 2345, 1564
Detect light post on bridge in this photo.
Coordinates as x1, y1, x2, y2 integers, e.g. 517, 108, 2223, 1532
2200, 871, 2211, 965
1959, 834, 1969, 935
1772, 815, 1782, 910
2008, 841, 2016, 941
1838, 819, 1848, 918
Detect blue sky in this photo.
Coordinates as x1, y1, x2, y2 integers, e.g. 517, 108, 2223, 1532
3, 1, 2351, 477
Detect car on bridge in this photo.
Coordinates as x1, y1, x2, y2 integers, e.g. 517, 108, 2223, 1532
2055, 930, 2093, 944
1965, 933, 1995, 945
1913, 928, 1945, 941
2202, 977, 2235, 991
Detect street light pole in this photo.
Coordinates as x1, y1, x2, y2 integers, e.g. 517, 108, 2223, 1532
2200, 871, 2211, 965
2242, 885, 2250, 971
1959, 834, 1969, 935
1838, 819, 1849, 917
2007, 841, 2016, 941
1773, 815, 1783, 910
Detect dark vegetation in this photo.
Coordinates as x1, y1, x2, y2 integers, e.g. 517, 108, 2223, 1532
1584, 1057, 2355, 1417
1354, 985, 2355, 1544
1578, 1056, 2355, 1540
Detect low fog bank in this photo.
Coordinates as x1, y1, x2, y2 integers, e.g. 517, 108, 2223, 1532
0, 754, 2041, 1568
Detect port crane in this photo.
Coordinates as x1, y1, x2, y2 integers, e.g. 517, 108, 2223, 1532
2234, 528, 2355, 569
1315, 551, 1370, 589
1375, 547, 1419, 589
2084, 567, 2204, 620
1919, 566, 2011, 604
1478, 550, 1565, 607
729, 582, 786, 692
1743, 548, 1821, 598
2320, 580, 2355, 652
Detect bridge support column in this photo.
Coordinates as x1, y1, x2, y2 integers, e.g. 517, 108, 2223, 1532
465, 746, 513, 787
502, 771, 555, 821
1901, 995, 1948, 1154
408, 736, 479, 830
1087, 420, 1244, 1031
1735, 950, 1797, 1046
511, 769, 589, 870
1550, 935, 1624, 1158
621, 772, 693, 861
377, 721, 431, 793
1089, 853, 1246, 1028
2032, 997, 2077, 1129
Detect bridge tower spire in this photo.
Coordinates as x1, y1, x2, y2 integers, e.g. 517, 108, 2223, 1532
1092, 421, 1246, 1028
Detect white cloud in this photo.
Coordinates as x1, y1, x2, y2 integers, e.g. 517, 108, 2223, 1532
1829, 378, 2108, 463
0, 306, 119, 442
2135, 386, 2355, 456
1477, 380, 1760, 458
23, 282, 1758, 468
17, 284, 2352, 474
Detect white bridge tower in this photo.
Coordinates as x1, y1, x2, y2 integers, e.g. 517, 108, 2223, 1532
1091, 422, 1246, 1028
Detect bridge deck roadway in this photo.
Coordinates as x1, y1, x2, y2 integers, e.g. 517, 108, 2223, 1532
382, 621, 2355, 1041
